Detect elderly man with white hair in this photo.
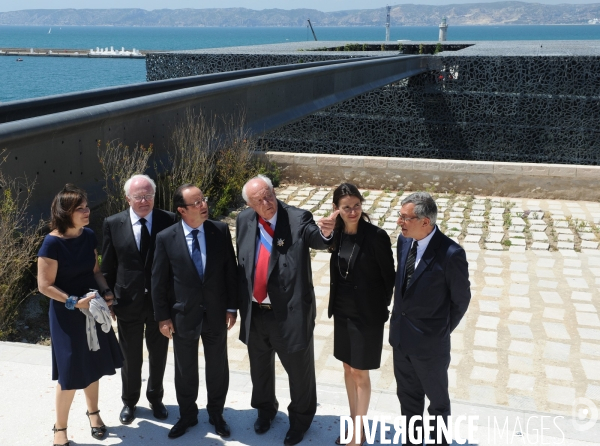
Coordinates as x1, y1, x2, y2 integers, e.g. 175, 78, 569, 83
236, 175, 338, 446
101, 174, 176, 425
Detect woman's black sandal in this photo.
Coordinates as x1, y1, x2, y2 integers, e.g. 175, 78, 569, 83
52, 425, 69, 446
86, 410, 107, 439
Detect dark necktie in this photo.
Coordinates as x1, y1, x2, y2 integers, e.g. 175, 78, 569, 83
191, 229, 204, 282
139, 217, 150, 262
403, 240, 418, 293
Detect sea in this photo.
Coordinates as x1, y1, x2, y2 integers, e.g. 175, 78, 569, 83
1, 25, 600, 103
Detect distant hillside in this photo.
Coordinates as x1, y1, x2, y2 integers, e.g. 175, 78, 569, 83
1, 3, 600, 27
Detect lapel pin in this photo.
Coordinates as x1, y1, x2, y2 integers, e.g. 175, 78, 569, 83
277, 238, 285, 247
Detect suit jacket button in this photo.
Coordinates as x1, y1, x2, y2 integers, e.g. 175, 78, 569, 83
283, 263, 287, 267
289, 305, 293, 311
401, 312, 406, 316
283, 286, 287, 291
353, 286, 357, 290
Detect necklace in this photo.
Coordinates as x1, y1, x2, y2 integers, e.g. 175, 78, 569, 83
337, 233, 357, 279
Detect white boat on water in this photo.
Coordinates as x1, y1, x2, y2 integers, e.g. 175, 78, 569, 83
48, 28, 51, 34
89, 46, 142, 57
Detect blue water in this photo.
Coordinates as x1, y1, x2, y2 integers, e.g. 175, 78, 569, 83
1, 25, 600, 103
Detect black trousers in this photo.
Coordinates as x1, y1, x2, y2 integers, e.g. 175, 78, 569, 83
172, 313, 229, 421
115, 294, 169, 407
392, 346, 451, 446
248, 305, 316, 432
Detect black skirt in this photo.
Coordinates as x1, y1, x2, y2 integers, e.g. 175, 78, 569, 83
333, 314, 384, 371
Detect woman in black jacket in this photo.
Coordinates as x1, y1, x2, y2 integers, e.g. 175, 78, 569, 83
328, 183, 395, 446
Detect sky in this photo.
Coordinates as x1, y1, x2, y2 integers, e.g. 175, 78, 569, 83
1, 0, 599, 13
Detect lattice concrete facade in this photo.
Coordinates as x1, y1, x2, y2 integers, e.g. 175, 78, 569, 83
147, 41, 600, 166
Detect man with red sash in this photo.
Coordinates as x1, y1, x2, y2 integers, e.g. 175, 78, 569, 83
236, 175, 337, 446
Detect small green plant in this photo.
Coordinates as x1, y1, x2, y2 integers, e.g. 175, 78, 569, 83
363, 191, 370, 198
419, 44, 425, 54
502, 239, 512, 247
434, 43, 443, 54
344, 43, 363, 51
383, 188, 391, 193
398, 43, 404, 52
396, 190, 404, 196
425, 183, 437, 194
381, 44, 386, 51
362, 44, 367, 51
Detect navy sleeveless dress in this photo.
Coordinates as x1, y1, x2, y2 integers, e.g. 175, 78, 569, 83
37, 228, 123, 390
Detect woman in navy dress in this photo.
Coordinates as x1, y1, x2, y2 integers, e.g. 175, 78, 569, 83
37, 184, 123, 446
327, 183, 395, 446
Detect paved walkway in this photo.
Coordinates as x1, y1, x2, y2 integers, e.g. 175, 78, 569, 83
2, 186, 600, 445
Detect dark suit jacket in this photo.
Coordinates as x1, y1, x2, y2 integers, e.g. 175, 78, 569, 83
101, 208, 176, 308
236, 200, 330, 353
389, 227, 471, 356
151, 219, 237, 340
328, 218, 396, 326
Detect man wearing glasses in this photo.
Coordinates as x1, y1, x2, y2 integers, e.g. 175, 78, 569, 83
152, 184, 237, 440
390, 192, 471, 446
101, 174, 176, 425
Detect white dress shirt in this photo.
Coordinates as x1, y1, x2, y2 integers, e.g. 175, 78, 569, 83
129, 207, 153, 251
412, 225, 437, 269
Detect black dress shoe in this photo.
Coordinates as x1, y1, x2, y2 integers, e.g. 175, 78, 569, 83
208, 413, 231, 438
119, 405, 136, 425
254, 415, 274, 434
168, 418, 198, 439
150, 402, 169, 420
284, 429, 305, 445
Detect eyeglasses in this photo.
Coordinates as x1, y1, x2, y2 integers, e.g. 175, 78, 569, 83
130, 194, 155, 202
397, 213, 420, 222
182, 197, 208, 208
340, 204, 362, 214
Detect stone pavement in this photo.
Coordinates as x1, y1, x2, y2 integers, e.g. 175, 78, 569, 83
225, 186, 600, 419
2, 185, 600, 445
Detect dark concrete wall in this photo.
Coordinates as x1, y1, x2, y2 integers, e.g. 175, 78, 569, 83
0, 55, 429, 216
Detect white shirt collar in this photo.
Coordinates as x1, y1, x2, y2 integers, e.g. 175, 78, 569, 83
129, 207, 153, 225
181, 219, 205, 236
413, 225, 436, 251
260, 211, 277, 230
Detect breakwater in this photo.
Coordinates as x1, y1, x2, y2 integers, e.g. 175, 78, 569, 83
0, 47, 146, 58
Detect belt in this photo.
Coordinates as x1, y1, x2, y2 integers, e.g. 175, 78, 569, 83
252, 301, 273, 310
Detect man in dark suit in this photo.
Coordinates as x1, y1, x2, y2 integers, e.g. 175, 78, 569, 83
389, 192, 471, 446
236, 175, 337, 446
152, 184, 237, 440
101, 174, 176, 424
